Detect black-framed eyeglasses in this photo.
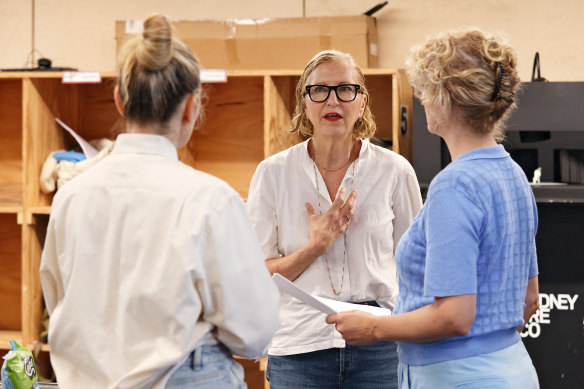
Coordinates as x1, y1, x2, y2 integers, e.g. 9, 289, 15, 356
305, 84, 361, 103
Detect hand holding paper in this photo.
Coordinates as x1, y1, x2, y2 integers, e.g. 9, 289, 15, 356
272, 273, 391, 316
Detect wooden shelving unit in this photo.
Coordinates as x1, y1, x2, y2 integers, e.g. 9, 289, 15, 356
0, 69, 412, 380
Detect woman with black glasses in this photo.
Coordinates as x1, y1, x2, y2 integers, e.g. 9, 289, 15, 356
247, 49, 422, 388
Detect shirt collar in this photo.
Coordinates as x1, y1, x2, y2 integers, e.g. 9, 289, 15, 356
111, 133, 178, 160
302, 137, 370, 173
302, 138, 368, 200
453, 144, 509, 164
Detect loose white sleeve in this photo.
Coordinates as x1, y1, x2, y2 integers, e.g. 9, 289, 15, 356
392, 162, 423, 252
197, 192, 280, 358
247, 162, 280, 259
39, 211, 64, 316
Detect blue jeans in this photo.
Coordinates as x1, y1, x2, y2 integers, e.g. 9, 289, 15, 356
165, 343, 246, 388
267, 341, 398, 389
398, 340, 539, 389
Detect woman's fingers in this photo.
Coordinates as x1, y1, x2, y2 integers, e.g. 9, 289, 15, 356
305, 202, 316, 216
341, 190, 357, 220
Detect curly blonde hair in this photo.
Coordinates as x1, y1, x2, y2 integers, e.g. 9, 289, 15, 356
405, 28, 520, 142
290, 50, 376, 139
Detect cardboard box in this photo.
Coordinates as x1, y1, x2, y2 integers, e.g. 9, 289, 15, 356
115, 16, 378, 69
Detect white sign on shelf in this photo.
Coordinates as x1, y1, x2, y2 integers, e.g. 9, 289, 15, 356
200, 69, 228, 83
62, 72, 102, 84
125, 20, 144, 34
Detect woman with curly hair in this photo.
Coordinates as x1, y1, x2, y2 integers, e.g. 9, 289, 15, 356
327, 29, 540, 389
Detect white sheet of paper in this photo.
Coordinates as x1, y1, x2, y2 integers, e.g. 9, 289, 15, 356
272, 273, 391, 317
55, 118, 99, 158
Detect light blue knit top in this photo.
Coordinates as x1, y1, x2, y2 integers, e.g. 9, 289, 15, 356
394, 145, 538, 365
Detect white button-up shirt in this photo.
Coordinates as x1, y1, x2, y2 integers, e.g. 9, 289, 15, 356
40, 134, 280, 389
247, 138, 422, 355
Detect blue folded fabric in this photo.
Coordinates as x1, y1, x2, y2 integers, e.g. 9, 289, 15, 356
53, 151, 86, 162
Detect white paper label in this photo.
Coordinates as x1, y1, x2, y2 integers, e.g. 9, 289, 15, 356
125, 20, 143, 34
62, 72, 102, 84
370, 43, 378, 56
200, 69, 228, 83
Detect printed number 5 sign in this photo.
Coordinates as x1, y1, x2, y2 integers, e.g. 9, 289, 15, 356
400, 105, 409, 136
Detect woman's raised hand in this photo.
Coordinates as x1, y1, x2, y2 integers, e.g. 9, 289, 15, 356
305, 187, 357, 256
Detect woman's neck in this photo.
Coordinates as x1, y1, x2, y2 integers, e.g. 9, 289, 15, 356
125, 121, 181, 149
440, 112, 497, 161
443, 129, 497, 161
310, 134, 357, 171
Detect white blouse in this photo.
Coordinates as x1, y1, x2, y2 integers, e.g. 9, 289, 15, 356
40, 134, 280, 389
247, 138, 422, 355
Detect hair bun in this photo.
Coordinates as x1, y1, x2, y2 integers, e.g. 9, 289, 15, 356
136, 14, 173, 71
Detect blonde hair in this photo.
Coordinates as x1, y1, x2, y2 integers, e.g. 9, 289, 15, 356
405, 28, 520, 142
116, 14, 202, 132
291, 50, 376, 139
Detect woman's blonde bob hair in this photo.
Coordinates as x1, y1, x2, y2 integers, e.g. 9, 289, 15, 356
405, 28, 520, 142
290, 50, 376, 139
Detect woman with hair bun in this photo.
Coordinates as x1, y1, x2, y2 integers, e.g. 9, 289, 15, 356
327, 29, 540, 388
40, 14, 280, 389
247, 49, 422, 388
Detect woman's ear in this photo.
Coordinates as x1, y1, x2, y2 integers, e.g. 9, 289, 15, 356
359, 94, 367, 116
181, 93, 200, 125
113, 86, 125, 118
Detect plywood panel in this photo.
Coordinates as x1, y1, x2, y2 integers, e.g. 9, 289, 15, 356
0, 331, 23, 351
0, 214, 21, 331
23, 78, 86, 207
23, 79, 65, 208
366, 73, 395, 142
395, 69, 413, 162
79, 79, 123, 140
265, 75, 305, 157
0, 79, 23, 207
182, 76, 265, 196
21, 214, 48, 345
0, 79, 23, 160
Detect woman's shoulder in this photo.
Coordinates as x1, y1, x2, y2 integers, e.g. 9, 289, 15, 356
428, 163, 483, 202
257, 141, 307, 171
174, 160, 239, 197
365, 141, 415, 174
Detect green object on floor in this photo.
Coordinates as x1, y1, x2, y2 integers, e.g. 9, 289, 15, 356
1, 340, 40, 389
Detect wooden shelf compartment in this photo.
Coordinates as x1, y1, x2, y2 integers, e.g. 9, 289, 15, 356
183, 75, 266, 197
365, 69, 413, 160
21, 213, 49, 347
0, 330, 23, 350
0, 78, 23, 209
0, 70, 412, 389
0, 214, 22, 338
265, 74, 306, 158
22, 77, 121, 209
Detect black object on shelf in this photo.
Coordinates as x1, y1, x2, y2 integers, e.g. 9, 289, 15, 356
1, 58, 76, 72
363, 1, 388, 16
520, 52, 550, 142
531, 52, 547, 82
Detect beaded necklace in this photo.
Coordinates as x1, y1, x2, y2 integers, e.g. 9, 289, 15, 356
311, 146, 356, 296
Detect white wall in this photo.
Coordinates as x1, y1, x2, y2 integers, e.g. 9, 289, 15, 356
1, 0, 582, 81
